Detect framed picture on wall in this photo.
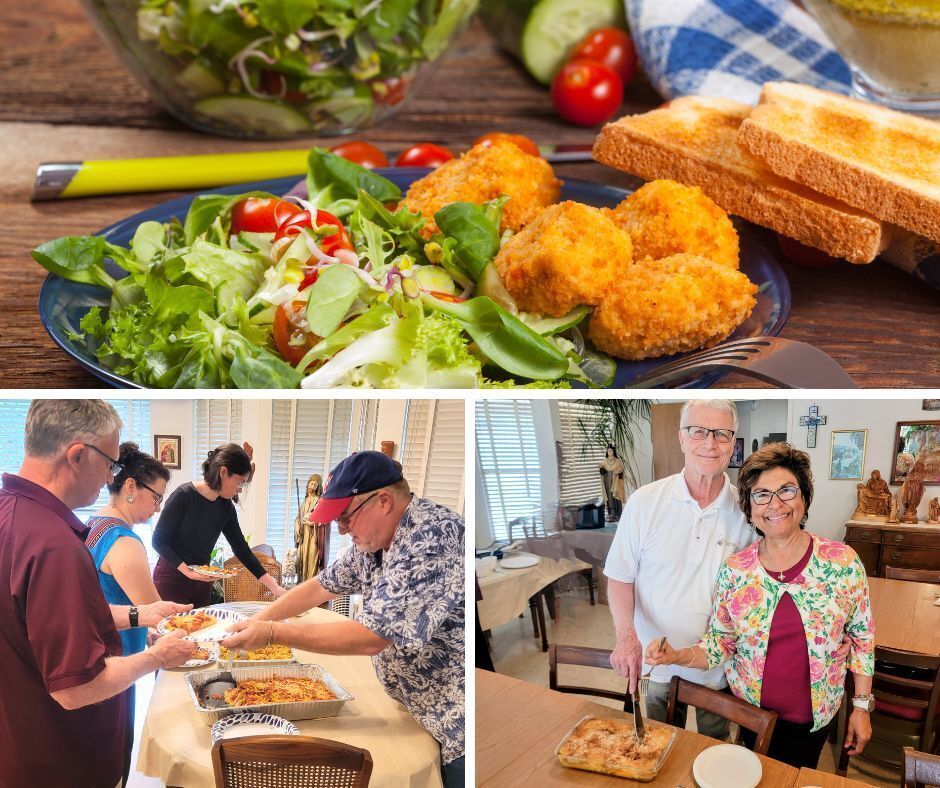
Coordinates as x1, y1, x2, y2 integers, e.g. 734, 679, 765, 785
892, 420, 940, 485
154, 435, 181, 470
829, 430, 867, 480
729, 438, 745, 468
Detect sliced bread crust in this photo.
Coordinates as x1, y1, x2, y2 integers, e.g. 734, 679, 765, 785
593, 96, 888, 263
738, 82, 940, 244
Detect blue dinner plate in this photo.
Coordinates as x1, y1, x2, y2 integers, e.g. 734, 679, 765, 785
37, 169, 790, 388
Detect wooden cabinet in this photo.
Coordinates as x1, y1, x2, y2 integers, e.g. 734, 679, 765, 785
844, 520, 940, 577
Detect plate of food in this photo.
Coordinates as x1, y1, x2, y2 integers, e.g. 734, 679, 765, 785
210, 713, 299, 745
180, 646, 215, 669
34, 142, 789, 389
556, 715, 677, 782
188, 564, 240, 579
156, 606, 245, 642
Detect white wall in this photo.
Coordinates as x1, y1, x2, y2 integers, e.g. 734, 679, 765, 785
789, 398, 935, 541
150, 399, 196, 497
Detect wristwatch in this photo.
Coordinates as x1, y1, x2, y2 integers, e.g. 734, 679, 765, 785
129, 606, 139, 628
851, 694, 875, 712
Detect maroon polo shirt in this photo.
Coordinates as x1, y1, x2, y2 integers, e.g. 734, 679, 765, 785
0, 473, 127, 788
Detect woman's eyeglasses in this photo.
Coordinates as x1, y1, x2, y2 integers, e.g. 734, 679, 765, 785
682, 426, 735, 444
138, 481, 164, 506
750, 485, 800, 505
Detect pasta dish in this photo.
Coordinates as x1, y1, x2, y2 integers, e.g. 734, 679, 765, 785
224, 676, 335, 706
218, 644, 292, 661
165, 612, 216, 634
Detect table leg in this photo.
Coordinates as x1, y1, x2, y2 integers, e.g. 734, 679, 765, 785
528, 597, 540, 639
534, 593, 548, 652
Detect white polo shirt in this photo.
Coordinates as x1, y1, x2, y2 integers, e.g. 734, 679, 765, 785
604, 472, 755, 688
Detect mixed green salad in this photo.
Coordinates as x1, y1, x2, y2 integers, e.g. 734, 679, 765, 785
33, 149, 615, 389
132, 0, 478, 135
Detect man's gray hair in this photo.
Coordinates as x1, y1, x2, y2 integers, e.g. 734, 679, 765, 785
679, 399, 739, 433
25, 400, 122, 459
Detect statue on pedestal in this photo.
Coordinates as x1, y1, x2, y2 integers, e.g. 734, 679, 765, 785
928, 497, 940, 524
887, 494, 901, 524
900, 458, 926, 524
599, 445, 627, 522
295, 473, 324, 581
852, 470, 892, 521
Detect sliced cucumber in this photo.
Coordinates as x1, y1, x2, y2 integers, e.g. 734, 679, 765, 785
414, 265, 457, 295
578, 347, 617, 387
176, 59, 225, 98
193, 96, 312, 135
520, 304, 590, 335
481, 0, 625, 84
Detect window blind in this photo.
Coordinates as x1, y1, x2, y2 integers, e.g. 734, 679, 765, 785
401, 400, 464, 513
556, 401, 609, 507
267, 400, 354, 563
475, 400, 541, 542
192, 400, 243, 477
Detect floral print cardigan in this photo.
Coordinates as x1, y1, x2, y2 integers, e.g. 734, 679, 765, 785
696, 534, 875, 732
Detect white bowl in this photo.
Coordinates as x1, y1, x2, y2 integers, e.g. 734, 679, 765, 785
692, 743, 762, 788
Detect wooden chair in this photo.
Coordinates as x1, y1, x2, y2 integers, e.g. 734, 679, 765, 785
667, 677, 777, 755
838, 647, 940, 773
223, 552, 282, 602
548, 644, 633, 712
885, 565, 940, 584
249, 543, 275, 558
903, 746, 940, 787
212, 735, 372, 788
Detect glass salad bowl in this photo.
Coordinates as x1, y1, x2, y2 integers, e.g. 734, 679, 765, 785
78, 0, 479, 139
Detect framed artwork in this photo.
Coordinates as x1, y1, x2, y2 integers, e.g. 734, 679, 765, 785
923, 400, 940, 411
891, 420, 940, 485
154, 435, 181, 470
729, 438, 745, 468
829, 430, 867, 480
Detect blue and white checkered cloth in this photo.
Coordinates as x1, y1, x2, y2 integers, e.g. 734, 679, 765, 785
626, 0, 851, 104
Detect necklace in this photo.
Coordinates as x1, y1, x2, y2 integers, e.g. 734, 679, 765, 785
760, 533, 809, 582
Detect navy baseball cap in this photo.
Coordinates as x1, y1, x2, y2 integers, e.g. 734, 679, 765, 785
310, 451, 403, 523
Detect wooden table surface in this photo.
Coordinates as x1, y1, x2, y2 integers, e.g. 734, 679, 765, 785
793, 767, 876, 788
3, 2, 939, 387
476, 670, 799, 787
869, 577, 940, 656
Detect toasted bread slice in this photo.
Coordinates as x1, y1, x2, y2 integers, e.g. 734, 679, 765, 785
738, 82, 940, 244
593, 95, 888, 263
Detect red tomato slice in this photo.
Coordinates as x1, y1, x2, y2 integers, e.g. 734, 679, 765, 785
231, 198, 302, 235
394, 143, 455, 168
473, 132, 541, 158
427, 291, 467, 303
371, 76, 407, 106
274, 210, 353, 257
570, 28, 637, 86
551, 59, 623, 127
273, 300, 320, 367
329, 141, 389, 169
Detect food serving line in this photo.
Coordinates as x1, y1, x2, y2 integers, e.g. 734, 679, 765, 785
137, 605, 442, 787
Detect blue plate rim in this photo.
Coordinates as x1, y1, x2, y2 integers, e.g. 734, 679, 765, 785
37, 169, 791, 389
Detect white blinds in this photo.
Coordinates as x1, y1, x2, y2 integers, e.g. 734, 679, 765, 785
401, 400, 464, 513
0, 399, 152, 522
192, 400, 243, 476
556, 401, 609, 507
266, 400, 354, 562
476, 400, 541, 541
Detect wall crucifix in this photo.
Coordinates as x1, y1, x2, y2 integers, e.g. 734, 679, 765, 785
798, 404, 827, 448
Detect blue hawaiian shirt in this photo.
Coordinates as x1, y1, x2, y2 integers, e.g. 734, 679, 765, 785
318, 496, 465, 764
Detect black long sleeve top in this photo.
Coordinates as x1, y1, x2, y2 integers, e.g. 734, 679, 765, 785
152, 483, 266, 579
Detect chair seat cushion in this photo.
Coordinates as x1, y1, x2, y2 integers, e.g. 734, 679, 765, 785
875, 698, 939, 721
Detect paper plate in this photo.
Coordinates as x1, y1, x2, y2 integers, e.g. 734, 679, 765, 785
210, 713, 299, 744
156, 606, 246, 643
500, 555, 540, 570
692, 743, 762, 788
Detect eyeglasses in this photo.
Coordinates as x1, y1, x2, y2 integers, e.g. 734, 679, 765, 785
336, 493, 378, 528
682, 426, 735, 444
138, 480, 164, 506
750, 485, 800, 506
82, 443, 124, 476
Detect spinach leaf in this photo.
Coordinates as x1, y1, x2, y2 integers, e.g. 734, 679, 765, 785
434, 198, 504, 282
32, 236, 118, 290
306, 148, 400, 212
305, 263, 363, 337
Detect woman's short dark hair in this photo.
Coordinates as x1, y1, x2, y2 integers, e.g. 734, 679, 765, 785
203, 443, 252, 490
108, 442, 170, 494
737, 442, 814, 530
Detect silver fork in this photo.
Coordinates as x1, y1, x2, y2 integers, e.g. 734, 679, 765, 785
626, 337, 857, 389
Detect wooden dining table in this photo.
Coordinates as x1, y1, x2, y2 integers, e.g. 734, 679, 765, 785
792, 767, 878, 788
3, 2, 940, 388
868, 577, 940, 655
476, 669, 801, 787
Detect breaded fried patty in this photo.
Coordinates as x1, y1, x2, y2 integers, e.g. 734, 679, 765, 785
588, 254, 756, 360
494, 201, 634, 317
402, 139, 562, 236
609, 180, 740, 268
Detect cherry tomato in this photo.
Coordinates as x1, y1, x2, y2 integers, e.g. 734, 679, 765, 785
259, 70, 307, 104
371, 76, 408, 106
551, 59, 623, 127
394, 143, 455, 168
569, 28, 637, 86
272, 300, 320, 367
274, 209, 353, 257
473, 132, 541, 158
329, 141, 389, 169
230, 198, 302, 235
777, 235, 840, 268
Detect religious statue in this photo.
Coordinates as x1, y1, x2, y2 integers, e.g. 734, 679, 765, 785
887, 494, 901, 524
852, 470, 892, 521
928, 497, 940, 524
283, 547, 298, 588
599, 444, 627, 522
900, 458, 926, 524
294, 473, 325, 581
